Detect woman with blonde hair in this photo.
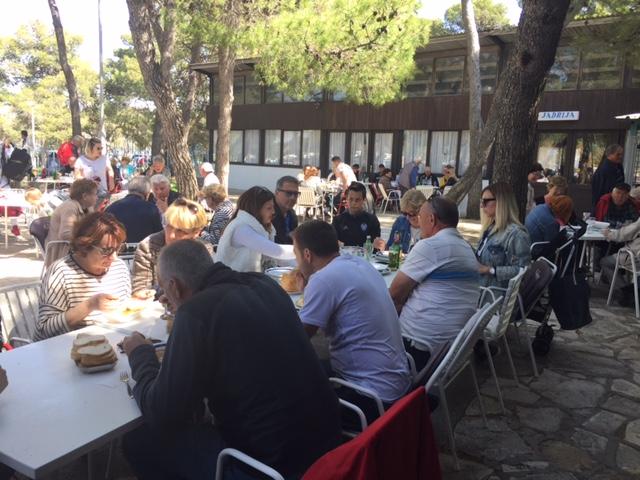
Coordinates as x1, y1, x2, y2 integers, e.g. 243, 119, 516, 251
216, 186, 295, 272
200, 183, 234, 245
131, 198, 211, 295
374, 189, 427, 253
477, 182, 531, 288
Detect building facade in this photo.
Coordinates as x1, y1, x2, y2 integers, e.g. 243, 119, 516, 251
192, 18, 640, 194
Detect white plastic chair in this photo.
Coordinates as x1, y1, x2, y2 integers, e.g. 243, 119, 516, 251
296, 185, 323, 220
0, 282, 41, 347
607, 247, 640, 318
215, 448, 285, 480
415, 185, 436, 198
378, 183, 401, 214
425, 297, 503, 470
478, 269, 526, 412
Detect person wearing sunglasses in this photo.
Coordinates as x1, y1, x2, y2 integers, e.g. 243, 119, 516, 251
35, 212, 131, 340
374, 189, 427, 254
272, 176, 300, 244
476, 182, 531, 289
217, 186, 296, 272
132, 198, 210, 296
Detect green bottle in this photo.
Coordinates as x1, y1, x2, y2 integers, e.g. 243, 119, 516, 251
388, 232, 401, 271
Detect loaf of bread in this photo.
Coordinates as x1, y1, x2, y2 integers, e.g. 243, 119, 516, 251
280, 270, 300, 293
71, 334, 117, 368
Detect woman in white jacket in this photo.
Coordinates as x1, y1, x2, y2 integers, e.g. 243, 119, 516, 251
216, 186, 296, 272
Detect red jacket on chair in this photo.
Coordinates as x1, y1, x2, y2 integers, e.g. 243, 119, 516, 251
302, 388, 442, 480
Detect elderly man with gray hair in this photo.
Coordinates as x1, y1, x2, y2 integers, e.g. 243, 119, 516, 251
148, 173, 181, 214
145, 153, 171, 177
105, 176, 163, 242
120, 239, 341, 479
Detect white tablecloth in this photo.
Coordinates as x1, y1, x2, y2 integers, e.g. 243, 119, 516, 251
0, 302, 168, 478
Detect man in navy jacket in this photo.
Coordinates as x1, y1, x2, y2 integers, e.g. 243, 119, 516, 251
106, 176, 163, 243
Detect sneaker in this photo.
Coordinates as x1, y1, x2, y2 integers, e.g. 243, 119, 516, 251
11, 225, 20, 236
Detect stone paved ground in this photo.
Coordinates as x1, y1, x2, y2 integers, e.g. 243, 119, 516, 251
2, 215, 638, 479
439, 289, 640, 480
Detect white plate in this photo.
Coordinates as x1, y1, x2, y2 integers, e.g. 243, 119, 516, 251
374, 252, 389, 264
76, 360, 117, 373
586, 220, 610, 229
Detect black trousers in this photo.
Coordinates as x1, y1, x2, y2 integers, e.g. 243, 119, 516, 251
402, 338, 431, 373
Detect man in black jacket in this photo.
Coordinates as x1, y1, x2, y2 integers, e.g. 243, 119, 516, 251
332, 182, 381, 246
592, 144, 625, 209
121, 240, 341, 479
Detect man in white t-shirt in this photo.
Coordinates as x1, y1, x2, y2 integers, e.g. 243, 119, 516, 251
389, 196, 479, 371
331, 156, 357, 190
293, 220, 411, 424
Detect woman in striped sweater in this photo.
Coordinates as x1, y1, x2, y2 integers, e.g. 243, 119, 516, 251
35, 212, 131, 341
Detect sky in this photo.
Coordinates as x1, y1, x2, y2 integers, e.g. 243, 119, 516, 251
6, 0, 521, 71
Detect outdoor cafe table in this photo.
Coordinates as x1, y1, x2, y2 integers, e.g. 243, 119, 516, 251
0, 305, 167, 479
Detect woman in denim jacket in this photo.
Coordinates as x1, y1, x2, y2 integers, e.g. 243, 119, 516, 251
374, 189, 427, 253
477, 182, 532, 289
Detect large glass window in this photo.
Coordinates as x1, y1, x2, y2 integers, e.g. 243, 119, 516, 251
350, 132, 369, 168
374, 133, 393, 169
434, 56, 465, 95
265, 87, 283, 103
402, 130, 428, 166
580, 49, 622, 89
429, 131, 459, 173
406, 58, 433, 97
283, 131, 301, 166
480, 51, 499, 93
243, 130, 259, 164
302, 130, 321, 167
265, 130, 281, 165
573, 132, 617, 184
536, 133, 567, 175
329, 132, 346, 161
232, 76, 245, 105
546, 46, 579, 91
244, 74, 262, 104
331, 91, 347, 101
230, 131, 243, 164
458, 130, 470, 175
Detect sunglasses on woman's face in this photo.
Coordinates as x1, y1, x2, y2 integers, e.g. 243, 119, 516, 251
481, 197, 496, 207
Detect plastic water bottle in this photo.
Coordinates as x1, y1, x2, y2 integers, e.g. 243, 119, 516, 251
388, 232, 401, 271
364, 235, 373, 260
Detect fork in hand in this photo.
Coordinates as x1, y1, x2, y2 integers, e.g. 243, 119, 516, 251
120, 371, 134, 398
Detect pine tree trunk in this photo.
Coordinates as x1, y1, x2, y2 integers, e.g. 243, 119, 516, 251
47, 0, 82, 136
447, 0, 572, 214
460, 0, 482, 219
490, 0, 571, 217
151, 112, 163, 156
126, 0, 198, 199
215, 45, 235, 190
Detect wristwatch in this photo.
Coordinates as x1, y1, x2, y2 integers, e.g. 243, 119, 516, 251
489, 267, 496, 276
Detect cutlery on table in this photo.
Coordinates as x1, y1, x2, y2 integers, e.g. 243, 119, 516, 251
119, 371, 134, 398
